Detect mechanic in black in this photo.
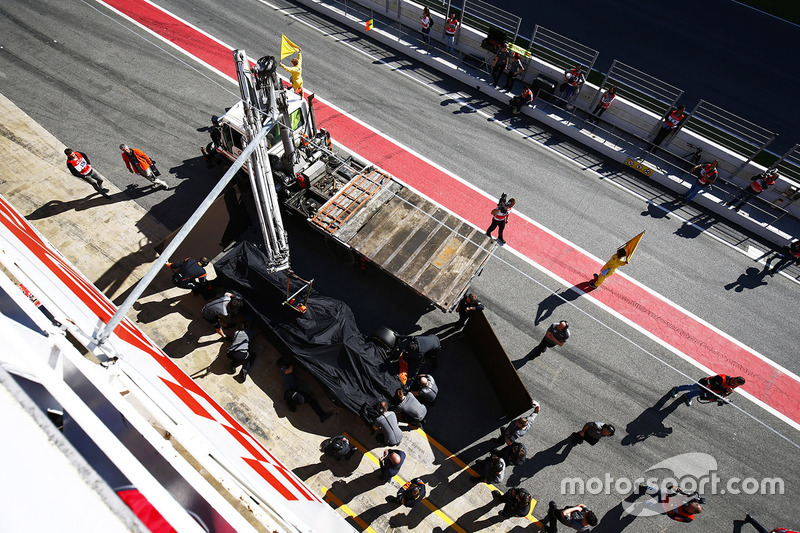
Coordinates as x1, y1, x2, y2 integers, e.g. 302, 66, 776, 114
492, 487, 532, 518
530, 320, 570, 359
455, 292, 484, 327
167, 257, 212, 296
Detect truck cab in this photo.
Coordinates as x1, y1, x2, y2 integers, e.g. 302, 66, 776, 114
214, 94, 309, 163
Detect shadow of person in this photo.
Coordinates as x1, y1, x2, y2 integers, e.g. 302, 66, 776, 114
534, 287, 582, 325
674, 212, 716, 239
454, 498, 506, 532
132, 294, 191, 324
506, 435, 577, 485
621, 391, 682, 446
357, 499, 406, 528
593, 492, 640, 532
416, 468, 474, 518
189, 343, 232, 380
294, 454, 361, 483
640, 199, 679, 219
162, 320, 222, 359
327, 468, 387, 507
388, 498, 430, 529
724, 267, 769, 292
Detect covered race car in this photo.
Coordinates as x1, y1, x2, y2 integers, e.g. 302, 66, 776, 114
215, 242, 436, 417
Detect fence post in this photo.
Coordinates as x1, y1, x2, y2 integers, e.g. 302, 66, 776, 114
730, 134, 778, 178
772, 143, 800, 168
589, 59, 614, 112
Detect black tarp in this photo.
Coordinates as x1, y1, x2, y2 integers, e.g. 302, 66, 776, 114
215, 242, 402, 416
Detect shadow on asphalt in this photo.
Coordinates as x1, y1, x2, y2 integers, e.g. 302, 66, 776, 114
621, 391, 682, 446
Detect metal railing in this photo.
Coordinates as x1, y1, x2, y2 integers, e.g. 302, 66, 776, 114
529, 25, 598, 75
591, 60, 682, 118
684, 100, 777, 178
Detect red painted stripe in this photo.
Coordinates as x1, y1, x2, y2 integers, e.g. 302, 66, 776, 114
99, 0, 800, 424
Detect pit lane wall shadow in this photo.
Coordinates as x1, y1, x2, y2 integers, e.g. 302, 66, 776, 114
466, 310, 533, 419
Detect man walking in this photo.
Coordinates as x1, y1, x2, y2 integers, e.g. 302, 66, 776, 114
572, 422, 615, 445
378, 449, 406, 482
766, 239, 800, 276
530, 321, 570, 359
540, 501, 598, 532
120, 144, 168, 189
486, 197, 515, 245
671, 374, 745, 406
493, 401, 539, 445
64, 148, 109, 195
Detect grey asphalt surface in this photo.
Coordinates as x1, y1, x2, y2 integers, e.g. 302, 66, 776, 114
1, 0, 798, 530
474, 0, 800, 155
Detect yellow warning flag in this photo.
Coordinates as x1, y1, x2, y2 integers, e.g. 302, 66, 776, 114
366, 18, 374, 31
623, 231, 645, 262
280, 34, 300, 60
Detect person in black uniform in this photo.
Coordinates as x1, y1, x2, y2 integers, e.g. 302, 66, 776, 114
492, 487, 532, 518
456, 293, 484, 327
167, 257, 213, 296
530, 321, 570, 359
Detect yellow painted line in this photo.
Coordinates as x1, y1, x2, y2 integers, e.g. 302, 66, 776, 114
321, 486, 377, 533
415, 428, 542, 524
343, 432, 467, 533
414, 428, 477, 475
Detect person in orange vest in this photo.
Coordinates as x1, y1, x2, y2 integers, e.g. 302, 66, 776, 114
485, 196, 516, 245
683, 159, 719, 203
671, 374, 745, 406
120, 144, 168, 189
650, 105, 686, 150
726, 169, 778, 211
64, 148, 109, 195
444, 13, 459, 53
591, 86, 616, 119
636, 484, 704, 524
510, 86, 533, 114
560, 65, 586, 107
280, 50, 303, 94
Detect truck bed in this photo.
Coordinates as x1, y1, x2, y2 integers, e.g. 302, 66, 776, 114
310, 170, 495, 311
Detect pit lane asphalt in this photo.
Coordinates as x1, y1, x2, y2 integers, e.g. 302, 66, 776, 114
0, 0, 796, 530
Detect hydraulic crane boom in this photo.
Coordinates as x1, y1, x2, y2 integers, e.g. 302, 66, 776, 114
233, 49, 291, 272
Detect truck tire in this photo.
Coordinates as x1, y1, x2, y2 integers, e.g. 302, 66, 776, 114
371, 326, 398, 350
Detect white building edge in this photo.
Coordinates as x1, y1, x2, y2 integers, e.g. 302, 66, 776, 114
0, 193, 354, 533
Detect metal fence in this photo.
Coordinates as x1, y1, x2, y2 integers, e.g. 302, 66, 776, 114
528, 25, 598, 75
591, 60, 682, 119
461, 0, 521, 44
684, 100, 777, 177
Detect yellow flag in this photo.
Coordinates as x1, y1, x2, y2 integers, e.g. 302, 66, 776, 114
623, 231, 645, 261
366, 19, 374, 31
281, 34, 300, 60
